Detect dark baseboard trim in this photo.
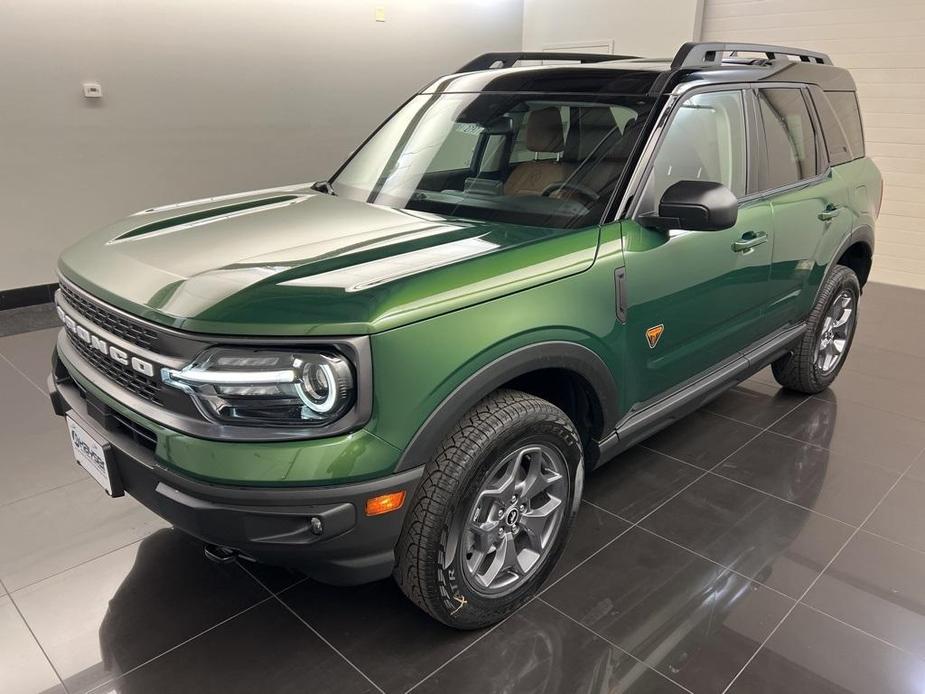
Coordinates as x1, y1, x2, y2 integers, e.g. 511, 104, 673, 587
0, 283, 59, 311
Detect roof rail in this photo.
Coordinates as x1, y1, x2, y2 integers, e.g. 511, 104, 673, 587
456, 52, 637, 73
671, 42, 832, 69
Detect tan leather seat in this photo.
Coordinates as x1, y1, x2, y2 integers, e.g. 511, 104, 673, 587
560, 108, 630, 195
503, 108, 572, 196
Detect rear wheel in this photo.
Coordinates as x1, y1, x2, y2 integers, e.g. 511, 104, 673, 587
394, 389, 583, 629
772, 265, 860, 394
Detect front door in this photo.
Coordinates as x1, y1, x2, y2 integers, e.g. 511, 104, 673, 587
621, 89, 773, 406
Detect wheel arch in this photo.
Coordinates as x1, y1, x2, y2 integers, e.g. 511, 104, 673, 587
813, 224, 874, 308
835, 233, 873, 287
393, 341, 619, 472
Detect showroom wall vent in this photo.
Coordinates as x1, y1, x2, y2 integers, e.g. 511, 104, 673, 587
112, 195, 301, 242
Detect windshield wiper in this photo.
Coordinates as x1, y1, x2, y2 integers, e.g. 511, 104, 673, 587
310, 180, 337, 196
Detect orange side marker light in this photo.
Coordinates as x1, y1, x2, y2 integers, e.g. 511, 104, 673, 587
365, 491, 406, 516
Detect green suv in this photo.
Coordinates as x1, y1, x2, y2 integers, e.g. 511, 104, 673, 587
49, 42, 880, 628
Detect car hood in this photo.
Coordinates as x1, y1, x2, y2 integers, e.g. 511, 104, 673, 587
58, 185, 598, 335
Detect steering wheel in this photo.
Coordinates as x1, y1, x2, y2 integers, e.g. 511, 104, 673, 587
540, 181, 601, 202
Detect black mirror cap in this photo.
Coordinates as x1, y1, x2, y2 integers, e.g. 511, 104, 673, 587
642, 180, 739, 231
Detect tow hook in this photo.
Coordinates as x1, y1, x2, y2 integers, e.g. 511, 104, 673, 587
203, 544, 239, 565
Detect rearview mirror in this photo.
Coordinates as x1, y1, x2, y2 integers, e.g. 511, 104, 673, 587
639, 180, 738, 232
480, 116, 514, 136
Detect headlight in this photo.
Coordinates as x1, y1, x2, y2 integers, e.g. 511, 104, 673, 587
162, 348, 355, 427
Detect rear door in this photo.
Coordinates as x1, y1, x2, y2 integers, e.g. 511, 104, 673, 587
752, 86, 853, 330
621, 88, 774, 405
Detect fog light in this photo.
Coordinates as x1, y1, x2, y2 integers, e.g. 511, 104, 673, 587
310, 517, 324, 536
365, 491, 406, 516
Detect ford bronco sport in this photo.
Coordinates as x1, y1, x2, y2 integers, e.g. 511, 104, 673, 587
49, 42, 880, 628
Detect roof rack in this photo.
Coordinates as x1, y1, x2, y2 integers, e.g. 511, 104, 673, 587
456, 52, 637, 74
671, 42, 832, 69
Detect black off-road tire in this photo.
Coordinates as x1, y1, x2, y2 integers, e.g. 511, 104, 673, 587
394, 389, 583, 629
772, 265, 861, 394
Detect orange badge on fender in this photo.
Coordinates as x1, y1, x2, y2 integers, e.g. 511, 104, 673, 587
646, 324, 664, 349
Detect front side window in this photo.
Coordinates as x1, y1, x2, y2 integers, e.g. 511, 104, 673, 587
638, 90, 747, 215
757, 88, 819, 190
330, 92, 655, 229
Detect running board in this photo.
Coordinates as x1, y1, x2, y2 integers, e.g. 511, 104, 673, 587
595, 323, 806, 465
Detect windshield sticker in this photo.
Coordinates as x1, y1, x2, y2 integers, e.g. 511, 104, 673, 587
455, 123, 483, 135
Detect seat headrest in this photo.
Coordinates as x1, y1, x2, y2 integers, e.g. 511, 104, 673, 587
570, 108, 620, 161
525, 107, 565, 153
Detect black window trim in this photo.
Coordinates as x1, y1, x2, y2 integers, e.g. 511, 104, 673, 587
740, 83, 832, 204
823, 89, 866, 161
627, 83, 754, 222
806, 84, 853, 167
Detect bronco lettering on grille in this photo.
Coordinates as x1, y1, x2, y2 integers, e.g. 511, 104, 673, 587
58, 306, 156, 377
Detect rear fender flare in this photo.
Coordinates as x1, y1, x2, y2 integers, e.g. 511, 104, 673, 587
812, 224, 873, 306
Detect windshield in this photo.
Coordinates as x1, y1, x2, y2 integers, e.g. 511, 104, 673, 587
330, 92, 655, 229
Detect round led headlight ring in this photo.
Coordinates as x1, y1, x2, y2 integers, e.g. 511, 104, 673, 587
298, 354, 353, 414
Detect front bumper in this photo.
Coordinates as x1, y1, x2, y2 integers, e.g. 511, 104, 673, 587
49, 351, 423, 585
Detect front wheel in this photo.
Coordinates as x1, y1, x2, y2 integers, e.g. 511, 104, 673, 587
394, 389, 583, 629
772, 265, 860, 394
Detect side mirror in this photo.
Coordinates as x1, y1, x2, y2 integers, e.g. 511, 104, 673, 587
639, 180, 738, 231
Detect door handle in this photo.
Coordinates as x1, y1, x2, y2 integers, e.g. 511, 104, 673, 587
732, 231, 768, 253
818, 205, 841, 221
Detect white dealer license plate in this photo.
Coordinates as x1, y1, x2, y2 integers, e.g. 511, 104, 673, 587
67, 416, 121, 496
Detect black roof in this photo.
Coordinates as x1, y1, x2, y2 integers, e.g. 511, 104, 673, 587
424, 43, 856, 96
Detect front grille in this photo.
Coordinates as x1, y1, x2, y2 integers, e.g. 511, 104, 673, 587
66, 331, 164, 406
74, 380, 158, 452
110, 410, 158, 452
61, 283, 159, 351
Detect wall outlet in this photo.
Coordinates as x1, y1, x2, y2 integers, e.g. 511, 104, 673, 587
83, 83, 102, 98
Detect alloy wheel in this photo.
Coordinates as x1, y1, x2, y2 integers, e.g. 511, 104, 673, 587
816, 290, 855, 374
461, 444, 568, 595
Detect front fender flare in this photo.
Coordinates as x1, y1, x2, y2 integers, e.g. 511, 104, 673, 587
394, 341, 619, 472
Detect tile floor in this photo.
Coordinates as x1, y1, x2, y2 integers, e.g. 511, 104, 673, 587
1, 282, 924, 693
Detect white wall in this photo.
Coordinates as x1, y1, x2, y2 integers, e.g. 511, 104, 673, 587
701, 0, 925, 290
0, 0, 524, 291
522, 0, 703, 57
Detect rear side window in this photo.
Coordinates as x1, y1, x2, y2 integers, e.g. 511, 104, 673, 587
757, 88, 819, 190
827, 91, 865, 159
808, 86, 851, 166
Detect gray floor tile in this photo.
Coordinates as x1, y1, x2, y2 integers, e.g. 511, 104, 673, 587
803, 530, 925, 659
772, 396, 925, 473
640, 474, 853, 598
0, 595, 65, 694
585, 446, 702, 522
0, 327, 60, 389
727, 604, 925, 694
95, 599, 379, 694
0, 359, 88, 507
413, 600, 688, 694
863, 476, 925, 553
545, 527, 793, 694
14, 530, 271, 693
280, 578, 479, 694
0, 478, 167, 591
704, 379, 807, 428
642, 410, 761, 470
715, 431, 899, 525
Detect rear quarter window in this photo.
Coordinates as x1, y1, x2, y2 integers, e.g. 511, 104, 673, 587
808, 86, 852, 166
826, 91, 866, 159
